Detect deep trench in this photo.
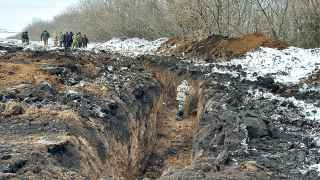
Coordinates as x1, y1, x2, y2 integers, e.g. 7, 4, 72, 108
0, 50, 205, 180
138, 67, 203, 179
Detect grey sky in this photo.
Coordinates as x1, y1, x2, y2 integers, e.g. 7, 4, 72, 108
0, 0, 78, 32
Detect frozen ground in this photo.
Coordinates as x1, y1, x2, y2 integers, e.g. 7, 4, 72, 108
226, 47, 320, 84
248, 88, 320, 122
1, 37, 167, 56
91, 37, 168, 57
0, 32, 16, 39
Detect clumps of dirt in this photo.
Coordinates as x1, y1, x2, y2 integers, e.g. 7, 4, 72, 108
157, 32, 288, 62
305, 68, 320, 85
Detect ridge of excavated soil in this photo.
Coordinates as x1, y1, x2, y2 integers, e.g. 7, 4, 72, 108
157, 32, 287, 62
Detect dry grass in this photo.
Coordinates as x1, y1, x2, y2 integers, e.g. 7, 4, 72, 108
24, 106, 81, 124
154, 70, 179, 104
83, 83, 109, 97
82, 63, 101, 79
57, 110, 81, 122
2, 101, 25, 116
24, 107, 57, 119
0, 62, 59, 90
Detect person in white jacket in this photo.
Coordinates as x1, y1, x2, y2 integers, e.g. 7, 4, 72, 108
176, 80, 190, 120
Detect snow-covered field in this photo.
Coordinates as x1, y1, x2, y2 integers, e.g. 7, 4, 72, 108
1, 37, 167, 56
0, 32, 16, 39
91, 37, 168, 57
227, 47, 320, 84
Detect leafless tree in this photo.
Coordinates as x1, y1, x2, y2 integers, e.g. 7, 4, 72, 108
23, 0, 320, 47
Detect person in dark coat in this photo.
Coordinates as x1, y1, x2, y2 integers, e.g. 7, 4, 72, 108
77, 32, 82, 48
63, 32, 68, 48
68, 32, 74, 48
21, 31, 29, 45
59, 32, 65, 47
40, 30, 50, 48
64, 32, 69, 48
82, 34, 89, 48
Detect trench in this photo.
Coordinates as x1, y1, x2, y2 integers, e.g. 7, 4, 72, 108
138, 66, 203, 179
0, 50, 206, 180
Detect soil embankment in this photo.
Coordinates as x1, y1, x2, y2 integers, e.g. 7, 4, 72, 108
157, 32, 287, 62
0, 50, 162, 179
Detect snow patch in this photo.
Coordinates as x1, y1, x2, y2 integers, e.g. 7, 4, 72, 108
300, 164, 320, 176
23, 43, 46, 51
0, 38, 21, 47
0, 50, 7, 56
211, 66, 240, 78
248, 89, 320, 121
227, 47, 320, 84
300, 84, 320, 93
92, 37, 168, 57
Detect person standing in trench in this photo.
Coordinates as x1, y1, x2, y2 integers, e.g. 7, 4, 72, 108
176, 80, 191, 121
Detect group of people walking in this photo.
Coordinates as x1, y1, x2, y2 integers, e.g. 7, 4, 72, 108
21, 30, 89, 49
54, 32, 89, 49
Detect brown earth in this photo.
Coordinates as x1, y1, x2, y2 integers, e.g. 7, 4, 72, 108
157, 32, 288, 62
0, 62, 59, 89
305, 68, 320, 85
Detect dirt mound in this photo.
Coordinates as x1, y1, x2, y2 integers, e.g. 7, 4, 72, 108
158, 32, 288, 62
305, 68, 320, 85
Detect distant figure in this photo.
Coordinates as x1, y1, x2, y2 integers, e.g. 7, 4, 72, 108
59, 32, 65, 47
82, 34, 89, 48
77, 32, 82, 48
54, 33, 59, 47
21, 31, 29, 45
63, 32, 68, 48
66, 32, 73, 48
72, 32, 81, 49
40, 30, 50, 48
176, 80, 190, 120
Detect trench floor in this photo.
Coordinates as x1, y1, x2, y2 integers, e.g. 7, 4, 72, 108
142, 103, 195, 179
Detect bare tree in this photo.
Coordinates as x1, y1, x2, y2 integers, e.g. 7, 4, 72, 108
23, 0, 320, 47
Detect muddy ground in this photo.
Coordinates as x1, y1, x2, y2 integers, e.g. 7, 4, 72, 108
0, 45, 319, 180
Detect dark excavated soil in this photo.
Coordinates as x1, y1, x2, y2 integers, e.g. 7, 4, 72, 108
0, 47, 319, 180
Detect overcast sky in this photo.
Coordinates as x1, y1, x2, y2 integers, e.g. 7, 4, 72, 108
0, 0, 78, 32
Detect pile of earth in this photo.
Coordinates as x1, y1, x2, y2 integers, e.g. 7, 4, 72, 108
157, 32, 287, 62
0, 49, 163, 180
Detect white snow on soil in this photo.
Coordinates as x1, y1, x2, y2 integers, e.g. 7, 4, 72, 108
248, 89, 320, 122
227, 47, 320, 84
300, 164, 320, 176
0, 32, 16, 39
0, 37, 58, 51
0, 38, 20, 46
91, 37, 168, 57
300, 84, 320, 93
